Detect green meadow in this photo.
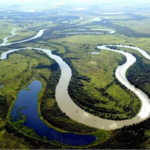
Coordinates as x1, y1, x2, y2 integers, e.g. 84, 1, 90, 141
1, 6, 150, 148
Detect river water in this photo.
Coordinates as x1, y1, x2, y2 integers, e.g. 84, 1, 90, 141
0, 28, 17, 46
0, 29, 48, 46
1, 45, 150, 131
1, 29, 150, 131
91, 52, 100, 55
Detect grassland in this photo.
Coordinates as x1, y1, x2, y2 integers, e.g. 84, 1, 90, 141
1, 6, 150, 148
0, 46, 110, 148
0, 129, 29, 149
0, 49, 51, 148
112, 14, 150, 34
0, 49, 51, 121
0, 20, 19, 41
50, 34, 142, 120
0, 18, 55, 44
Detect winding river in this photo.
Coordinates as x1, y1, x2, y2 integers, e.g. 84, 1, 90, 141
0, 28, 17, 46
1, 28, 150, 132
0, 28, 48, 46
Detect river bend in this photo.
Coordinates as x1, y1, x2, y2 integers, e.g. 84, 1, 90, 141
0, 28, 17, 46
0, 45, 150, 130
1, 29, 150, 130
0, 29, 48, 46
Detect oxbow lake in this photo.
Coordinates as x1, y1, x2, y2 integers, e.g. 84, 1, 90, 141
10, 80, 96, 146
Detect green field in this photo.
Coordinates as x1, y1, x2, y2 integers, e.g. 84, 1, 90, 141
1, 3, 150, 148
50, 35, 141, 120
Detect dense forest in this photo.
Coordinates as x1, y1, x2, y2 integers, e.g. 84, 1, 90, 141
127, 53, 150, 97
1, 4, 150, 148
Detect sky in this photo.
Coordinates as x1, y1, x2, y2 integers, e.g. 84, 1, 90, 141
0, 0, 150, 7
0, 0, 125, 3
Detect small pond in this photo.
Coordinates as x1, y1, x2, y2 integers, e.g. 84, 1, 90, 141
91, 52, 100, 55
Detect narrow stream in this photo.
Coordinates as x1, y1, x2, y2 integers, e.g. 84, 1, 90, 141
0, 28, 17, 46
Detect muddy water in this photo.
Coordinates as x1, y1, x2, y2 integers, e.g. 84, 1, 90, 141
1, 28, 150, 130
1, 46, 150, 130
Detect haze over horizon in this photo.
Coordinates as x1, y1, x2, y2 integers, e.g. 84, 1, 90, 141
1, 0, 150, 5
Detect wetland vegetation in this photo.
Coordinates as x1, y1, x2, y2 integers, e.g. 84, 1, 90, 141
1, 0, 150, 149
